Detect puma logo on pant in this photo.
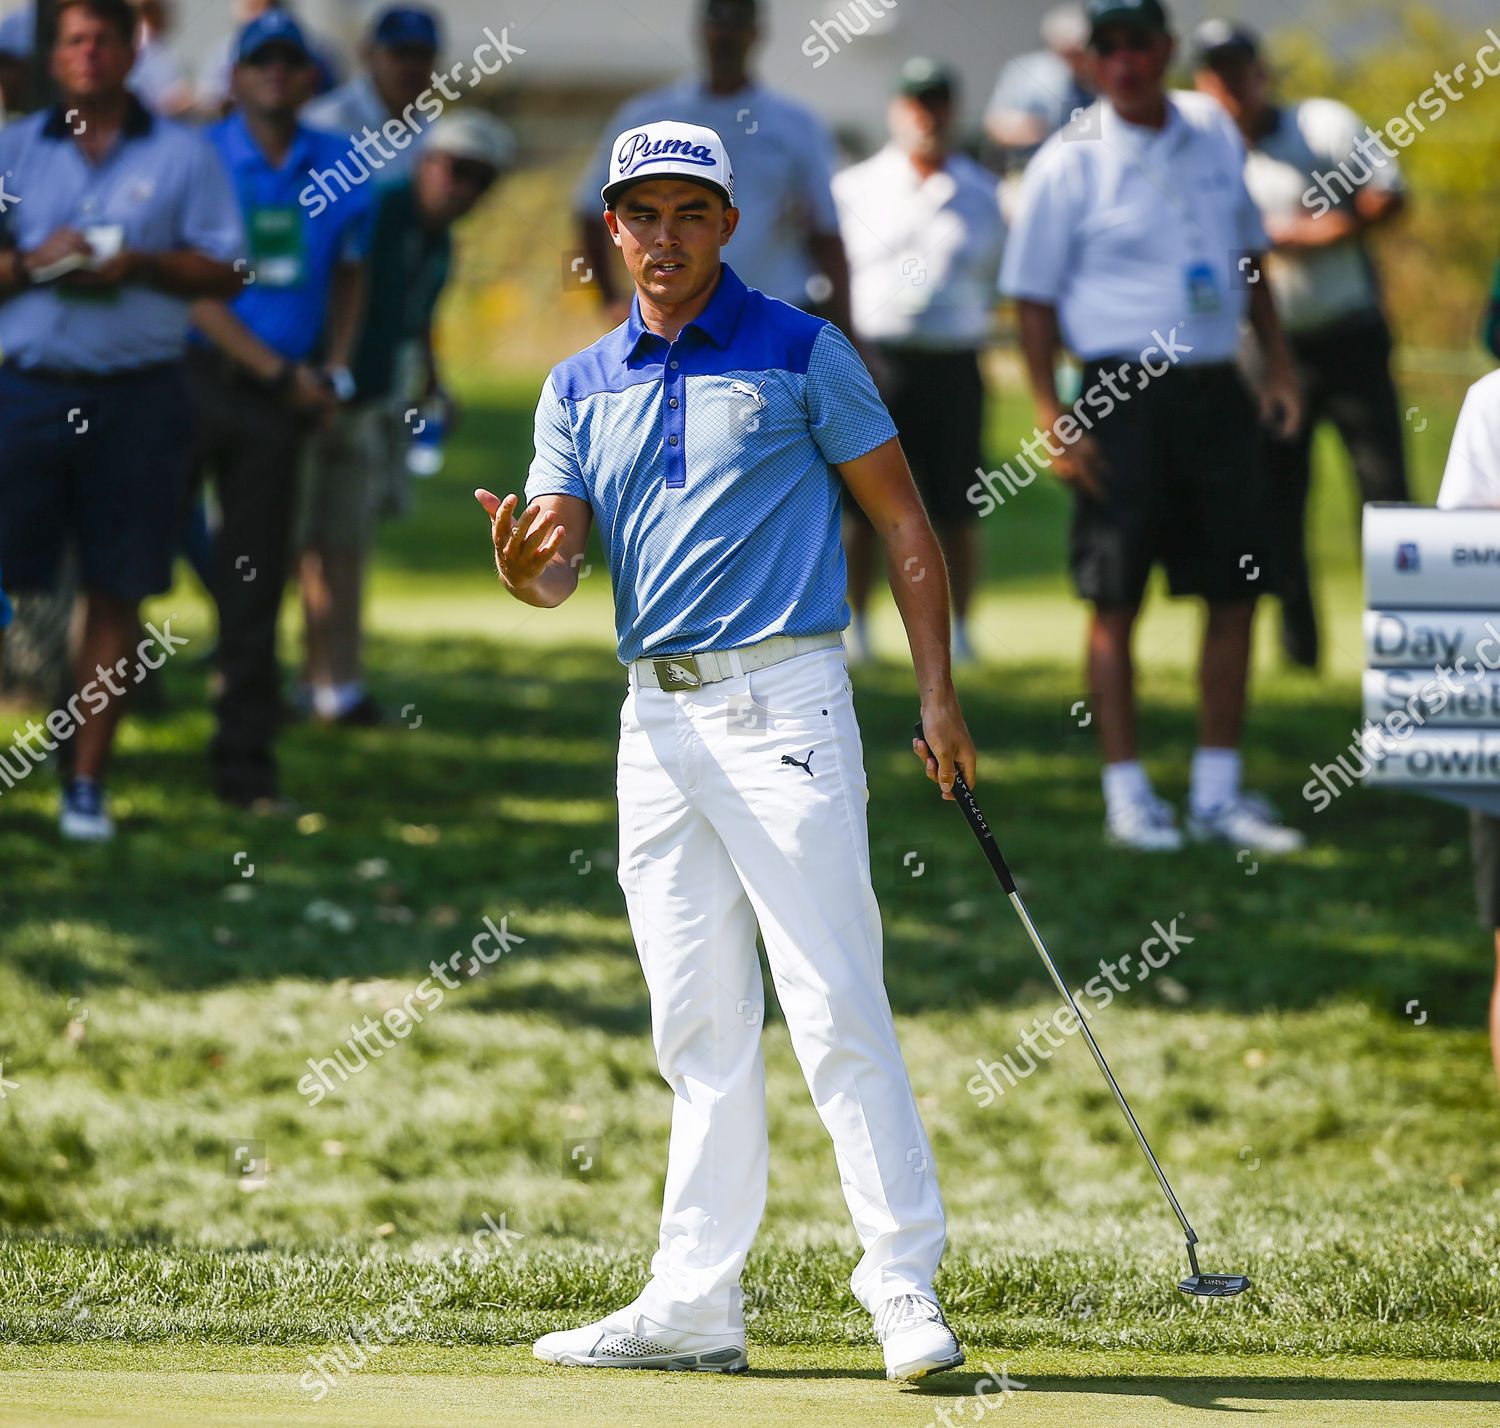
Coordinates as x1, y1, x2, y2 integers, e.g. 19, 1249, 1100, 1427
781, 750, 814, 777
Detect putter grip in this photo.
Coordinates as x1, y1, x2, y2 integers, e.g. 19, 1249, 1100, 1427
913, 721, 1017, 895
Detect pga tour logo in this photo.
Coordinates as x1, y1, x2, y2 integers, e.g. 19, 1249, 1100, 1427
1396, 542, 1420, 573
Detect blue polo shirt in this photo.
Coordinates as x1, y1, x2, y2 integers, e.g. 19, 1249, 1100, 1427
524, 265, 897, 663
0, 98, 243, 373
203, 113, 372, 361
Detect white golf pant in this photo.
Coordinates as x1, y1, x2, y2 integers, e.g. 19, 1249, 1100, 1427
616, 645, 946, 1333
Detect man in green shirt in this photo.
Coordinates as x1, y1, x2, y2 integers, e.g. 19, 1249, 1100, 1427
298, 110, 514, 724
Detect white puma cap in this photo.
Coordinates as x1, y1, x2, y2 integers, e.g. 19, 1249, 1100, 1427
601, 121, 736, 208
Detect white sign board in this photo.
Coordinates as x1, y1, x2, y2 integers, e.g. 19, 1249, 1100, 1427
1362, 504, 1500, 815
1364, 504, 1500, 608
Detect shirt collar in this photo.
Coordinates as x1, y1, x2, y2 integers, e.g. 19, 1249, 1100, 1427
1101, 94, 1187, 156
219, 110, 316, 175
623, 264, 749, 361
42, 92, 154, 141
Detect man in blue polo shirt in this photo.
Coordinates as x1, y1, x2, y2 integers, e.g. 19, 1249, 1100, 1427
476, 122, 977, 1384
0, 0, 243, 840
189, 11, 371, 807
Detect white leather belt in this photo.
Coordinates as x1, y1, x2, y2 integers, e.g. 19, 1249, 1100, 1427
634, 632, 844, 692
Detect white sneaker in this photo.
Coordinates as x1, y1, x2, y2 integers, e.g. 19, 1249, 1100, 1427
533, 1303, 747, 1374
1187, 792, 1305, 854
874, 1293, 964, 1382
1105, 793, 1183, 852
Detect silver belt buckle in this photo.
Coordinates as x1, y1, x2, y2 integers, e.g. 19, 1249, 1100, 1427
652, 654, 704, 691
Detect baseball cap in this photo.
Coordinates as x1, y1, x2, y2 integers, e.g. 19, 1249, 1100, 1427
426, 111, 517, 172
896, 57, 958, 102
372, 5, 440, 51
236, 11, 311, 64
1086, 0, 1170, 43
601, 121, 735, 208
1191, 19, 1259, 68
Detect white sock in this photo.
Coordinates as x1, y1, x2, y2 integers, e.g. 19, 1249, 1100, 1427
1101, 760, 1152, 820
1190, 747, 1241, 816
952, 617, 971, 648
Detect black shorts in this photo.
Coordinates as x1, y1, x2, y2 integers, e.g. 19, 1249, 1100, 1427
0, 363, 193, 602
1473, 813, 1500, 930
850, 345, 985, 528
1069, 360, 1269, 608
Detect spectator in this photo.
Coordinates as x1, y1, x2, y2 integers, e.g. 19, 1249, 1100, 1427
302, 5, 440, 188
1434, 369, 1500, 1085
985, 3, 1093, 171
293, 3, 444, 726
189, 11, 370, 807
0, 0, 195, 116
1194, 22, 1409, 672
1000, 0, 1304, 853
574, 0, 853, 331
197, 0, 339, 117
296, 109, 513, 726
834, 58, 1004, 665
0, 0, 242, 840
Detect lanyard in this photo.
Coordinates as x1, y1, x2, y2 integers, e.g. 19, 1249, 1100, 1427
1109, 108, 1211, 261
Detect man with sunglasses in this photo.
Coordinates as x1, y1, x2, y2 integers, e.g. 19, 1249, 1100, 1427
295, 108, 513, 728
1192, 22, 1410, 673
297, 5, 453, 727
1002, 0, 1305, 854
188, 10, 372, 808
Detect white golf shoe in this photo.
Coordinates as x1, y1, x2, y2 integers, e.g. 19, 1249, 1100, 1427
533, 1303, 748, 1374
1187, 792, 1305, 854
875, 1293, 965, 1382
1105, 792, 1184, 852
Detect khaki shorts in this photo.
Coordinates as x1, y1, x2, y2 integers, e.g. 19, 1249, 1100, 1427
299, 402, 409, 552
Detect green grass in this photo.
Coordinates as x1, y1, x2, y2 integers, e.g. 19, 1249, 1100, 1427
2, 1345, 1498, 1427
1, 375, 1497, 1413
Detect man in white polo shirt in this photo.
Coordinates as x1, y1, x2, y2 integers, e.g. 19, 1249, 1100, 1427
1436, 368, 1500, 1085
1001, 0, 1305, 853
572, 0, 852, 331
1193, 22, 1410, 672
835, 58, 1005, 665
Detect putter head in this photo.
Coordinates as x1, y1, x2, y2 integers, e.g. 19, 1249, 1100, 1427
1178, 1272, 1251, 1298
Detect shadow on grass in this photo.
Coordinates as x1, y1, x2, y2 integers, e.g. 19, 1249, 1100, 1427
0, 634, 1487, 1028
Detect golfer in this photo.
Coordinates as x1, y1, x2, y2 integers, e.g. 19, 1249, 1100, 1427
475, 120, 976, 1382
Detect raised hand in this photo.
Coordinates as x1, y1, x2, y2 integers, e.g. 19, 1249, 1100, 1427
475, 489, 567, 594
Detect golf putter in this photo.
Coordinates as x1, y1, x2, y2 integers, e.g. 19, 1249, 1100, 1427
914, 723, 1250, 1298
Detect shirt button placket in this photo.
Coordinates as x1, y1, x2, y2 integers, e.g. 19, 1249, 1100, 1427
664, 350, 686, 489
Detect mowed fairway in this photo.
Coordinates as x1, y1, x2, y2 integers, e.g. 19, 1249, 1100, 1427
3, 1346, 1498, 1428
2, 376, 1497, 1423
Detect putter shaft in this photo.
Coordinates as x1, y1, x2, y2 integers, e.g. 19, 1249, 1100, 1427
914, 725, 1197, 1245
